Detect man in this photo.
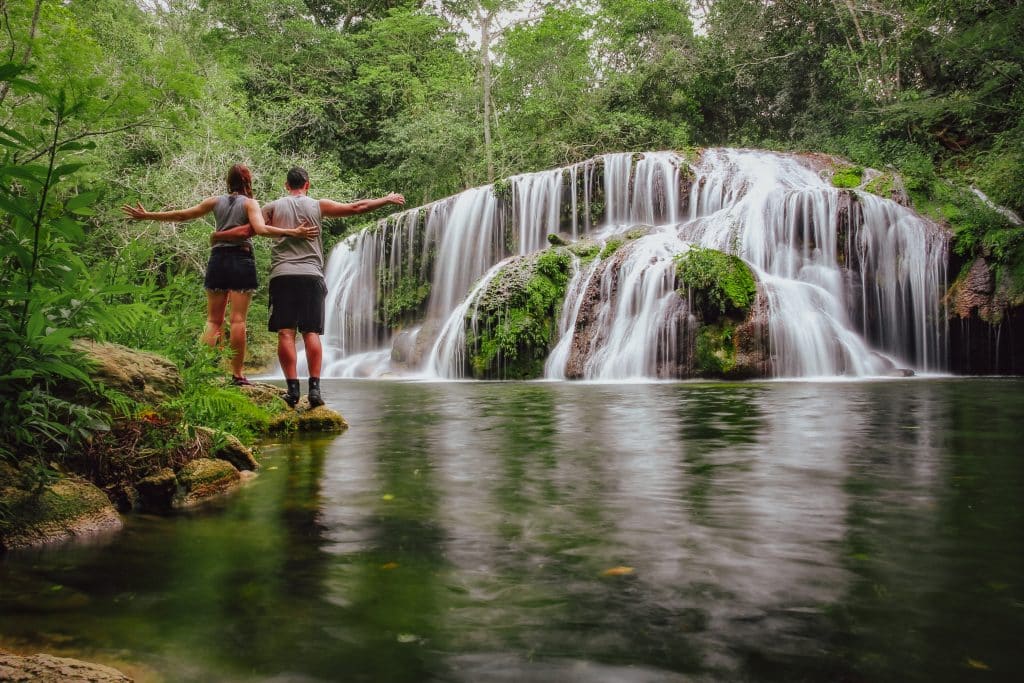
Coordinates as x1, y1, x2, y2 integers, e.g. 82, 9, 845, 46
216, 167, 404, 407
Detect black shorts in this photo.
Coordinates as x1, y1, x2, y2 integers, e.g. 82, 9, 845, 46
204, 246, 258, 293
268, 275, 327, 334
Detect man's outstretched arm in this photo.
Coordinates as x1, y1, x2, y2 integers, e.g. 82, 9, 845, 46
320, 192, 405, 218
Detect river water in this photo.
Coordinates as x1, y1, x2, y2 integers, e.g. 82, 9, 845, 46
2, 379, 1022, 682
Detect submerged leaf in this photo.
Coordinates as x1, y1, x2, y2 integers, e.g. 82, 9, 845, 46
602, 566, 634, 577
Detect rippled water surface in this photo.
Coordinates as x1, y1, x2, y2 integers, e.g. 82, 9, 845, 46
2, 379, 1023, 682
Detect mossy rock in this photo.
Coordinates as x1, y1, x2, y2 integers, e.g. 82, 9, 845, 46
268, 404, 349, 434
238, 381, 289, 410
0, 653, 132, 682
831, 165, 864, 189
675, 246, 757, 319
174, 458, 240, 508
193, 425, 258, 471
135, 467, 177, 513
567, 239, 600, 261
466, 248, 573, 379
71, 339, 182, 405
1, 479, 122, 552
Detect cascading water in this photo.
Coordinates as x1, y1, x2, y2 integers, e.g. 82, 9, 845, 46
288, 148, 948, 381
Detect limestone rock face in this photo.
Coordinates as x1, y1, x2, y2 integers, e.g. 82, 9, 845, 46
0, 479, 122, 552
174, 458, 241, 508
72, 340, 182, 404
0, 653, 132, 682
948, 257, 998, 321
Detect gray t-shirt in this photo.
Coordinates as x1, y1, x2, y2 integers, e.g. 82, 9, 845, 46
265, 194, 324, 280
212, 194, 253, 250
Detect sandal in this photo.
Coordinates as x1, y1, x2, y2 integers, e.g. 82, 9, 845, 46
232, 375, 253, 386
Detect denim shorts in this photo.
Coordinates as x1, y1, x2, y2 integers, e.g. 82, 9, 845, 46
204, 246, 259, 293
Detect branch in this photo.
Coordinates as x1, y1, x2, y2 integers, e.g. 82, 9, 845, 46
0, 0, 42, 108
21, 120, 169, 164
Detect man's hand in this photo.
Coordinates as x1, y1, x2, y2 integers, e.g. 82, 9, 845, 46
385, 193, 405, 206
121, 202, 148, 220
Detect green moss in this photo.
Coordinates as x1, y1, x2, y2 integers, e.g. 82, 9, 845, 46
567, 240, 600, 261
863, 173, 894, 198
548, 233, 568, 246
625, 227, 650, 240
832, 166, 864, 189
467, 248, 573, 379
695, 321, 737, 376
178, 458, 238, 488
599, 238, 624, 260
675, 247, 757, 318
379, 276, 431, 327
492, 178, 511, 201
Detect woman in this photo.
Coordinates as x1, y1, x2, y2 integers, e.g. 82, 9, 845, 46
121, 164, 316, 385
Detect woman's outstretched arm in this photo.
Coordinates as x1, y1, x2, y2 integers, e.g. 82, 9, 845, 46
244, 198, 317, 239
121, 197, 219, 222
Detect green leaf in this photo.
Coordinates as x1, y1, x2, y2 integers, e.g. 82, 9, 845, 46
66, 192, 99, 210
53, 163, 86, 178
57, 140, 97, 152
38, 328, 77, 348
0, 194, 36, 221
50, 216, 85, 241
0, 164, 48, 186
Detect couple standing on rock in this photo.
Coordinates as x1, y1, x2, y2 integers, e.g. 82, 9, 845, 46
122, 164, 404, 408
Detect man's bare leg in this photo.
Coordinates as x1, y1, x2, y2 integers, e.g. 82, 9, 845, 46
278, 328, 301, 407
303, 332, 324, 407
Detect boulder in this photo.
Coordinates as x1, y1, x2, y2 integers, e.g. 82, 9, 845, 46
1, 479, 122, 552
134, 467, 177, 513
193, 426, 258, 471
237, 381, 288, 409
268, 404, 348, 434
0, 652, 132, 682
173, 458, 240, 508
72, 340, 182, 404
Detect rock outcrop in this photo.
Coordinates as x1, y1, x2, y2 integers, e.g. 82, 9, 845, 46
0, 652, 132, 682
72, 340, 182, 404
946, 257, 1024, 373
0, 479, 122, 552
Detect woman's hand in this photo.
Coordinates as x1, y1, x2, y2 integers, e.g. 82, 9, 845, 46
290, 223, 319, 240
385, 192, 405, 206
121, 202, 149, 220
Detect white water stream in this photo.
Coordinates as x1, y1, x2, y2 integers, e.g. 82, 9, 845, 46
286, 149, 948, 380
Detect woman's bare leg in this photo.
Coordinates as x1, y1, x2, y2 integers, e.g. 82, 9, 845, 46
202, 290, 228, 348
228, 290, 252, 378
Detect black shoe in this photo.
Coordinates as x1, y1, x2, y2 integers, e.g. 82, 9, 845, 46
307, 377, 324, 408
284, 379, 301, 408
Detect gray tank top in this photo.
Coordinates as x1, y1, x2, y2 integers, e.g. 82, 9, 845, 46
266, 194, 324, 280
211, 194, 253, 250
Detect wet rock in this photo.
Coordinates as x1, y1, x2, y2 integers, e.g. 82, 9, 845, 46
888, 368, 916, 377
269, 404, 349, 434
0, 652, 132, 682
193, 426, 258, 471
947, 257, 997, 321
71, 340, 182, 404
174, 458, 240, 508
0, 479, 122, 552
134, 468, 177, 513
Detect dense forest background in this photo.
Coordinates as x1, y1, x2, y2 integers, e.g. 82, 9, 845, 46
2, 0, 1023, 487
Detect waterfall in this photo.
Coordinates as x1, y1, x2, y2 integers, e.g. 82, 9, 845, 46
294, 148, 949, 381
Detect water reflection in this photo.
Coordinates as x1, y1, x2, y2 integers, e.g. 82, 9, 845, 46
1, 379, 1023, 682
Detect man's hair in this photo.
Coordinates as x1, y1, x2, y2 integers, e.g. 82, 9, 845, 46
226, 163, 253, 198
286, 166, 310, 190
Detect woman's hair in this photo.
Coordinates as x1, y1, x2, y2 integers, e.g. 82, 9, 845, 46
226, 164, 253, 198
